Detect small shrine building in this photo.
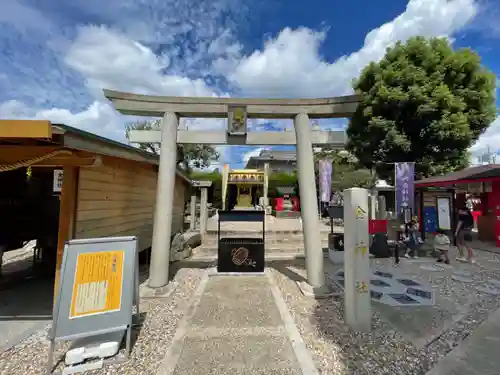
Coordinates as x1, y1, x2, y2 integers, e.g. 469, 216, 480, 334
223, 168, 266, 208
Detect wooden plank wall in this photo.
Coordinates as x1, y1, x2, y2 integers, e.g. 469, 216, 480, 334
75, 164, 187, 251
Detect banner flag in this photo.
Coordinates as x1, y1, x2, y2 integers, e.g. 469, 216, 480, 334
318, 159, 333, 203
395, 162, 415, 216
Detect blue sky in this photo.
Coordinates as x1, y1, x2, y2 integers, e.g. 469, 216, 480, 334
1, 0, 499, 169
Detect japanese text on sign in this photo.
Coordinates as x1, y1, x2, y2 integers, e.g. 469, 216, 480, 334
70, 251, 124, 319
395, 162, 415, 215
53, 170, 63, 193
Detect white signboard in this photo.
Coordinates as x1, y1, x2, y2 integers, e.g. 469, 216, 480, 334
53, 169, 63, 193
437, 197, 451, 230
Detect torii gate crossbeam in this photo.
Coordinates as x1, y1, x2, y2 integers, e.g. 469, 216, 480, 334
104, 89, 361, 297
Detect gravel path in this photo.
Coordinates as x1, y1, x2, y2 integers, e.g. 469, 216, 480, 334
271, 265, 417, 374
270, 247, 500, 375
0, 266, 206, 375
1, 247, 499, 375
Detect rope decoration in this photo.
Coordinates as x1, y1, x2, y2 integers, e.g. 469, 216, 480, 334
0, 149, 73, 173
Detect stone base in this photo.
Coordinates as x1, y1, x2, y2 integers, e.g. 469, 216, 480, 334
296, 280, 341, 298
328, 249, 344, 264
140, 280, 179, 299
273, 210, 301, 219
170, 231, 201, 262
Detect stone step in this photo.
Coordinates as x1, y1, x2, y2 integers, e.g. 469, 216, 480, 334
201, 237, 330, 247
190, 245, 330, 261
205, 229, 342, 235
193, 244, 329, 255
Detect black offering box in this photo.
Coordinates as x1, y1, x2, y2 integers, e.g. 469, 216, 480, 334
217, 210, 265, 273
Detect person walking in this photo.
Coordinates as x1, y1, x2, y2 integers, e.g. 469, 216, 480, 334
455, 205, 475, 263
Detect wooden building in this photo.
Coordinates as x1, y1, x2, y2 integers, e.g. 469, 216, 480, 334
0, 120, 191, 291
415, 164, 500, 246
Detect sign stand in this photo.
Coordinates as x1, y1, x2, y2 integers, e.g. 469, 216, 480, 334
343, 188, 371, 332
47, 236, 141, 375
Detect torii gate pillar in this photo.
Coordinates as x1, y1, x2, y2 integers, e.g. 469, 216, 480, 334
103, 89, 361, 295
294, 113, 325, 292
149, 112, 178, 288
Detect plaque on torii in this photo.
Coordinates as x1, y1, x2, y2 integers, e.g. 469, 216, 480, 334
228, 105, 247, 135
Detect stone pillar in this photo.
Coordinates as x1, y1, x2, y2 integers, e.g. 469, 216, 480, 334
369, 193, 377, 220
377, 195, 387, 219
343, 188, 371, 332
149, 112, 178, 289
294, 112, 324, 289
190, 195, 197, 231
264, 163, 269, 212
200, 187, 208, 235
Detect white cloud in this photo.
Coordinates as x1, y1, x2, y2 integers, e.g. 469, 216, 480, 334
228, 0, 478, 98
65, 26, 217, 99
0, 99, 126, 142
470, 117, 500, 156
0, 0, 53, 34
1, 0, 493, 167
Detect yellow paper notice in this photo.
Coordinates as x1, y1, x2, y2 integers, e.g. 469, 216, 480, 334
356, 246, 368, 256
69, 250, 124, 319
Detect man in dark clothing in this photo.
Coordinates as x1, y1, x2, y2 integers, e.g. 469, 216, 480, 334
454, 206, 474, 263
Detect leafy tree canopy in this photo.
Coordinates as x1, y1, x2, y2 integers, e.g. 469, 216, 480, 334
314, 149, 373, 191
346, 37, 497, 180
125, 119, 219, 172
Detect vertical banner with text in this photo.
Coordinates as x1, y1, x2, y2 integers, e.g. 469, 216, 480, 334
318, 159, 333, 203
395, 162, 415, 216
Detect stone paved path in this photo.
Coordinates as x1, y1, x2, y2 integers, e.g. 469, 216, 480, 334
426, 306, 500, 375
155, 272, 317, 375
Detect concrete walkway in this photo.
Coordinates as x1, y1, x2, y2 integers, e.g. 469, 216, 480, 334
0, 277, 52, 351
426, 307, 500, 375
156, 272, 317, 375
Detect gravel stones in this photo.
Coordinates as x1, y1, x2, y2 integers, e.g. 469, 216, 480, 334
272, 247, 500, 375
0, 266, 205, 375
1, 245, 500, 375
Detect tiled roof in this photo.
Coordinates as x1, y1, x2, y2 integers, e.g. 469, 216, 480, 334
416, 164, 500, 186
255, 150, 297, 161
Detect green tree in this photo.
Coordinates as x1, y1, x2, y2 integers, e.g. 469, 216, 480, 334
346, 37, 497, 180
125, 119, 219, 172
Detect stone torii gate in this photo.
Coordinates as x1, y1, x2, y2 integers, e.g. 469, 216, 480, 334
104, 89, 360, 295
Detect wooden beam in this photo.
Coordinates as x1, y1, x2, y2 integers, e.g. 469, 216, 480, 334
31, 156, 100, 167
0, 120, 52, 139
53, 167, 78, 303
0, 146, 62, 163
62, 132, 159, 165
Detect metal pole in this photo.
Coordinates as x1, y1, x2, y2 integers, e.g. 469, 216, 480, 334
149, 112, 178, 289
294, 112, 324, 288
